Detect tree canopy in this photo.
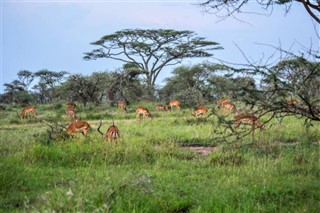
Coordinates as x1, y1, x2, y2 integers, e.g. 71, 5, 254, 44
83, 29, 223, 99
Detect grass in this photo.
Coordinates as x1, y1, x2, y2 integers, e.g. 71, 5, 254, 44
0, 103, 319, 212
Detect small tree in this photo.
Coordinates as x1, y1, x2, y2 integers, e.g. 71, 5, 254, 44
84, 29, 222, 99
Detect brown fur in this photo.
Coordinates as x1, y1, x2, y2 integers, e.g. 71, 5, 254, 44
217, 98, 229, 108
193, 106, 208, 117
222, 102, 237, 114
217, 98, 236, 114
19, 106, 36, 119
135, 106, 152, 122
66, 120, 91, 138
233, 113, 263, 130
118, 100, 128, 112
168, 100, 180, 111
156, 104, 167, 111
105, 125, 120, 142
287, 98, 297, 107
66, 102, 77, 121
97, 121, 120, 142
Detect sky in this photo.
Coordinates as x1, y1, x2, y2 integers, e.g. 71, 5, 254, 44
1, 0, 319, 93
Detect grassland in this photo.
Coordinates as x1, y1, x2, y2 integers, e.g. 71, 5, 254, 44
0, 103, 319, 212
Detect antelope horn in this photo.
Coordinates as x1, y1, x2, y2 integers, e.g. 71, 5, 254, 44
97, 120, 104, 136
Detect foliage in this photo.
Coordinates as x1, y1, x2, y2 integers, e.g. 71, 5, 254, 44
0, 104, 319, 212
84, 29, 223, 99
159, 63, 257, 106
210, 50, 320, 142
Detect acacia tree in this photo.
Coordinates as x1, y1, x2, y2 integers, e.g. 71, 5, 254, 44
33, 69, 68, 103
17, 70, 34, 91
198, 0, 320, 23
83, 29, 222, 99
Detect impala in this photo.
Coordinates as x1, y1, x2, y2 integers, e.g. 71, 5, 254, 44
97, 120, 120, 142
19, 106, 36, 119
217, 98, 236, 114
193, 106, 208, 117
168, 100, 180, 111
66, 108, 78, 121
222, 102, 237, 114
233, 113, 263, 130
156, 103, 167, 111
66, 102, 77, 109
286, 98, 297, 107
66, 120, 91, 138
118, 100, 128, 113
217, 97, 229, 109
135, 106, 152, 122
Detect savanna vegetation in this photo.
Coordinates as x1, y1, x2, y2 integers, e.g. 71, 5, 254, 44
1, 27, 319, 211
0, 98, 319, 212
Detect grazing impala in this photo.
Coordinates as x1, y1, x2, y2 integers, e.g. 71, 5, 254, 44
19, 106, 36, 119
217, 98, 236, 114
118, 100, 128, 113
97, 121, 120, 142
156, 103, 167, 111
66, 102, 78, 121
135, 106, 152, 122
222, 102, 237, 114
66, 120, 91, 138
217, 97, 229, 109
193, 106, 208, 117
286, 98, 297, 107
233, 113, 263, 130
168, 100, 180, 111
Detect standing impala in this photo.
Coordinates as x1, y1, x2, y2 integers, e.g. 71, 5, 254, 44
19, 106, 36, 119
193, 106, 208, 117
66, 120, 91, 138
97, 120, 120, 142
66, 102, 78, 121
135, 106, 152, 122
168, 100, 180, 111
118, 100, 128, 113
233, 113, 263, 130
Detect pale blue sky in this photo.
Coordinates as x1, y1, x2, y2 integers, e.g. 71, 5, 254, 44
1, 0, 319, 93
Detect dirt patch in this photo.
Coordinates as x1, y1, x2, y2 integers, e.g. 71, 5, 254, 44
182, 146, 217, 156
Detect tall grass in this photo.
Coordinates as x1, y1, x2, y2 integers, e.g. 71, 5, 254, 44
0, 103, 319, 212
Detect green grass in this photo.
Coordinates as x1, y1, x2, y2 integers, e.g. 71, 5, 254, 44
0, 103, 319, 212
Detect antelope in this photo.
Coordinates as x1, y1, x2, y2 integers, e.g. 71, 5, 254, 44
217, 97, 229, 109
97, 120, 120, 142
156, 103, 167, 111
222, 102, 237, 114
135, 106, 152, 122
118, 100, 128, 113
19, 106, 36, 119
66, 102, 78, 121
66, 120, 91, 138
233, 113, 263, 130
66, 102, 77, 109
168, 100, 180, 111
217, 98, 236, 114
193, 106, 208, 117
286, 98, 297, 107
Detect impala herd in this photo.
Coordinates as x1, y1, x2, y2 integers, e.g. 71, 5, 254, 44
17, 97, 270, 140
